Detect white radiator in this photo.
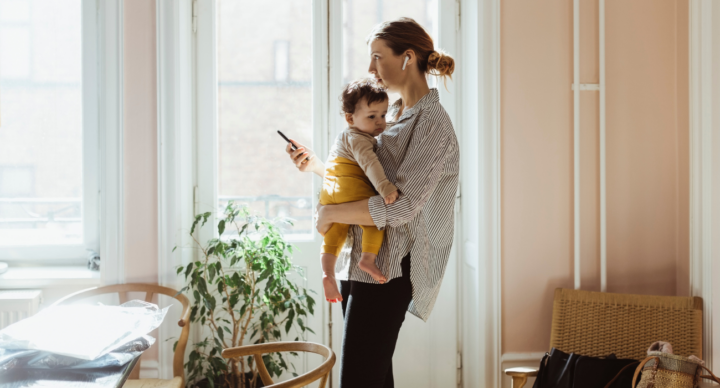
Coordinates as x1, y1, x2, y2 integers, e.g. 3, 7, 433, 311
0, 290, 42, 330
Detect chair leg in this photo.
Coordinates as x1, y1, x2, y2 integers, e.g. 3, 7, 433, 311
128, 361, 141, 380
318, 372, 329, 388
510, 374, 528, 388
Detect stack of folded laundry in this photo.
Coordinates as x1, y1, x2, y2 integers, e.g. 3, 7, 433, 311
0, 300, 169, 387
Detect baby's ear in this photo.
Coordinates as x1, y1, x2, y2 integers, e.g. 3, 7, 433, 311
345, 113, 354, 125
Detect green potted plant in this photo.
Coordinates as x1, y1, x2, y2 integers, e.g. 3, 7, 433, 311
175, 201, 317, 388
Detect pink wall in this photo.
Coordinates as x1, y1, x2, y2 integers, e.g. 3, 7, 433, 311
502, 0, 689, 354
123, 0, 158, 285
501, 0, 574, 353
123, 0, 159, 363
605, 0, 688, 297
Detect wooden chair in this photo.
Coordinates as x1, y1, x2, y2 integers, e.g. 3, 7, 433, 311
221, 341, 336, 388
54, 283, 191, 388
504, 288, 703, 388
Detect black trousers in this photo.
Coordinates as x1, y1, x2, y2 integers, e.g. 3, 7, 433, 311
339, 254, 412, 388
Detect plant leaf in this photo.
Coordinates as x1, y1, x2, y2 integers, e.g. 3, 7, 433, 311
184, 262, 194, 279
285, 309, 295, 334
230, 293, 240, 307
208, 264, 216, 282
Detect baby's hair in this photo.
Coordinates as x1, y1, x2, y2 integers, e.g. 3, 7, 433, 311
340, 78, 388, 115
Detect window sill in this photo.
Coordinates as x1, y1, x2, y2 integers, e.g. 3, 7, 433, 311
0, 265, 101, 289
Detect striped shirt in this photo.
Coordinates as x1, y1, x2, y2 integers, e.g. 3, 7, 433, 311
334, 88, 459, 321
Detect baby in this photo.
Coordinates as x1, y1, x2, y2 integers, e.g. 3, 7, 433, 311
321, 78, 398, 303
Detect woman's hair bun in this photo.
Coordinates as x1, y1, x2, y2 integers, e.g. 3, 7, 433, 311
427, 50, 455, 78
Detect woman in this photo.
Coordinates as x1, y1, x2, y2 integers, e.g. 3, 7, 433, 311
286, 18, 458, 388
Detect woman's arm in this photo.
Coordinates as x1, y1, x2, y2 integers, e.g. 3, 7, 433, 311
316, 199, 373, 236
286, 140, 325, 178
367, 117, 454, 230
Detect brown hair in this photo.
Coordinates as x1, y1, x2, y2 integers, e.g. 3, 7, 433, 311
340, 78, 388, 115
366, 17, 455, 81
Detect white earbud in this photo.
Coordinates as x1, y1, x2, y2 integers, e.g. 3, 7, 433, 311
402, 55, 409, 70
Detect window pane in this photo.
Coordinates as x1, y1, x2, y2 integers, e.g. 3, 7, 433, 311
217, 0, 313, 237
0, 0, 83, 246
343, 0, 439, 102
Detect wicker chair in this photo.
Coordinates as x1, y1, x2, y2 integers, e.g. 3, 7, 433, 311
504, 288, 704, 388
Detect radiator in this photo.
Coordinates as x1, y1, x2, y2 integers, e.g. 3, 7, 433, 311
0, 290, 42, 330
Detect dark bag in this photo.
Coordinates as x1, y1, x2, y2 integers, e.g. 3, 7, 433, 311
532, 348, 638, 388
574, 355, 637, 388
532, 348, 578, 388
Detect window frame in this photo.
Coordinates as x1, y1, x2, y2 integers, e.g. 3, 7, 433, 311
0, 0, 122, 271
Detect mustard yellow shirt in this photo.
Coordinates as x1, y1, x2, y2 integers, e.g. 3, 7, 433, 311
327, 127, 398, 198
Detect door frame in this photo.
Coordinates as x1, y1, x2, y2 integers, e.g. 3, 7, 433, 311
458, 0, 503, 387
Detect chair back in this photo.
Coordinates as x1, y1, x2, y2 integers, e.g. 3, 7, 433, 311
549, 288, 703, 360
54, 283, 191, 382
222, 341, 335, 388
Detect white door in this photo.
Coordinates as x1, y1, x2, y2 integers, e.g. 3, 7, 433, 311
196, 1, 459, 386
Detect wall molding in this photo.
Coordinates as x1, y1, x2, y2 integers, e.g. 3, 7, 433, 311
689, 0, 715, 371
500, 352, 546, 363
459, 0, 502, 386
139, 360, 160, 379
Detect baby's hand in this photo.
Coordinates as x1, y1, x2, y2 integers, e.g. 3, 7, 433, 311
384, 190, 399, 205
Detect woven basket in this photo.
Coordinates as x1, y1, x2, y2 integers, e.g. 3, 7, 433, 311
633, 353, 720, 388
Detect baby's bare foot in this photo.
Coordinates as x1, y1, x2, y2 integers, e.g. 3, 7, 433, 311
322, 275, 343, 303
358, 253, 387, 284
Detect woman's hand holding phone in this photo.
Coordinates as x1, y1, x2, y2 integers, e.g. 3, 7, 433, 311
285, 139, 322, 175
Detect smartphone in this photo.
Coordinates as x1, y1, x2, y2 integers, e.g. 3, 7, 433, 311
277, 130, 297, 150
278, 130, 310, 161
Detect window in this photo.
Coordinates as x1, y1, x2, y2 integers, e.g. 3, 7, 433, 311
0, 167, 34, 197
0, 0, 98, 262
215, 0, 314, 238
274, 40, 290, 82
209, 0, 440, 240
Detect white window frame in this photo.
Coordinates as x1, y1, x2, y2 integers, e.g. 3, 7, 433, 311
457, 0, 502, 387
156, 0, 193, 379
0, 0, 122, 272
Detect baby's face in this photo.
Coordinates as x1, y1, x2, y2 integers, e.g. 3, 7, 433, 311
348, 97, 388, 137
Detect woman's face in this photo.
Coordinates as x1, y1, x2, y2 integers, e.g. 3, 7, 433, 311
368, 39, 406, 92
